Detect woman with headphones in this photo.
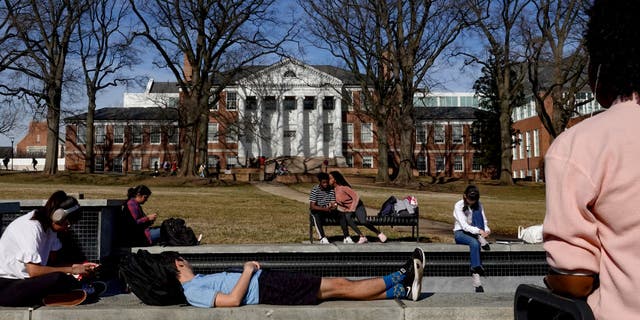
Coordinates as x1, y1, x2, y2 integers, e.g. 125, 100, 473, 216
0, 191, 101, 306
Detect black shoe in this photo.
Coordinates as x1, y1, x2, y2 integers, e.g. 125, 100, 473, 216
471, 266, 485, 277
400, 248, 425, 301
475, 285, 484, 293
482, 244, 491, 251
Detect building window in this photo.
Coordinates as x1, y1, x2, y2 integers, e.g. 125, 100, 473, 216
361, 123, 373, 143
434, 124, 445, 144
283, 70, 296, 77
323, 123, 332, 142
512, 135, 518, 160
454, 155, 463, 172
525, 131, 531, 158
303, 96, 315, 110
226, 92, 237, 110
113, 157, 123, 173
362, 156, 373, 168
472, 154, 482, 171
533, 129, 540, 157
343, 123, 353, 143
518, 133, 524, 159
150, 157, 160, 171
452, 125, 463, 144
77, 125, 86, 144
471, 127, 481, 144
284, 130, 296, 138
167, 97, 179, 109
323, 96, 334, 109
283, 96, 296, 110
208, 123, 218, 143
94, 125, 105, 144
132, 125, 143, 144
132, 157, 142, 171
95, 156, 104, 172
417, 155, 427, 172
167, 126, 178, 144
226, 155, 237, 167
264, 96, 276, 110
345, 154, 353, 167
114, 125, 124, 144
435, 156, 445, 172
226, 129, 237, 143
150, 126, 161, 144
246, 96, 257, 110
416, 126, 426, 144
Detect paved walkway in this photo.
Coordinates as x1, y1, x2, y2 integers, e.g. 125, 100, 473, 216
252, 181, 456, 242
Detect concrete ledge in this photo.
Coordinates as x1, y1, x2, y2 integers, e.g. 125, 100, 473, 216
25, 292, 514, 320
134, 242, 544, 254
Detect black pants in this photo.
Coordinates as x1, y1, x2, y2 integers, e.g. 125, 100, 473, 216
343, 203, 381, 236
0, 272, 78, 307
310, 210, 346, 238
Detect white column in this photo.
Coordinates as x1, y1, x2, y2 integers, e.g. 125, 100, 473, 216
314, 95, 323, 157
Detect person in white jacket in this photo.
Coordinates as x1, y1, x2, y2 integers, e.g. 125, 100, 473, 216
452, 185, 491, 292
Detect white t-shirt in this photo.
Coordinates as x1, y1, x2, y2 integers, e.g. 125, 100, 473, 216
0, 211, 62, 279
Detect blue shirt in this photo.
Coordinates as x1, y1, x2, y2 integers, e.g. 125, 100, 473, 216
182, 270, 262, 308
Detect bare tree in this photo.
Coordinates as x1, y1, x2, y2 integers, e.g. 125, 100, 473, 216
525, 0, 590, 140
2, 0, 88, 174
128, 0, 294, 176
460, 0, 531, 185
76, 0, 140, 173
302, 0, 465, 184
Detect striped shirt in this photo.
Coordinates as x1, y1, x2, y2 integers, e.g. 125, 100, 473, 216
309, 185, 335, 208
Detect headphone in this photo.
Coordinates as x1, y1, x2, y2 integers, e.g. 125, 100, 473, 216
51, 197, 81, 223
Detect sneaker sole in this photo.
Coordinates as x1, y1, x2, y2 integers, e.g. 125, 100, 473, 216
410, 248, 425, 301
43, 290, 87, 307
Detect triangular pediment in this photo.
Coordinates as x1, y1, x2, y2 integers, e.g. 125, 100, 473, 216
237, 58, 344, 88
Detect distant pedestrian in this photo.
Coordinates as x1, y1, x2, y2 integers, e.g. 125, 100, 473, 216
171, 161, 178, 176
31, 158, 38, 171
2, 156, 8, 170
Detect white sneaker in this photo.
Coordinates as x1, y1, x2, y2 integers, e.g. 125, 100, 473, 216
357, 236, 368, 244
319, 237, 330, 244
343, 237, 354, 244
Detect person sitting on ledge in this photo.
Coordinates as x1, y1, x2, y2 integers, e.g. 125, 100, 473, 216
159, 248, 426, 307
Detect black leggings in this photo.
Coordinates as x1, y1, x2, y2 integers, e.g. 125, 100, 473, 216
341, 204, 381, 236
0, 272, 78, 306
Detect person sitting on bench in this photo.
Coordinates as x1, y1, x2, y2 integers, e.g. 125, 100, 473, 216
159, 248, 426, 307
309, 172, 342, 244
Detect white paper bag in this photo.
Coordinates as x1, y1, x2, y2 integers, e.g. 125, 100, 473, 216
518, 224, 544, 244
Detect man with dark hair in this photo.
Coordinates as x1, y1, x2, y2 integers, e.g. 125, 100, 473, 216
543, 1, 640, 319
159, 248, 425, 308
309, 172, 340, 244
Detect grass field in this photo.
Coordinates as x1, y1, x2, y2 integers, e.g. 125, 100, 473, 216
0, 171, 546, 243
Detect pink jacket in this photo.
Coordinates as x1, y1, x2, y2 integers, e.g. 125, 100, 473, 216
334, 185, 359, 212
544, 100, 640, 320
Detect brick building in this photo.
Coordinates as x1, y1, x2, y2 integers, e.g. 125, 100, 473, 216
16, 121, 62, 158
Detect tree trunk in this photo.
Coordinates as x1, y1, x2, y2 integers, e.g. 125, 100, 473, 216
499, 102, 514, 185
395, 113, 415, 185
375, 123, 390, 183
44, 103, 60, 175
178, 95, 200, 176
84, 93, 96, 173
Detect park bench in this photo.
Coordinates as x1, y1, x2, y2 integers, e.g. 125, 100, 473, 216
309, 208, 420, 243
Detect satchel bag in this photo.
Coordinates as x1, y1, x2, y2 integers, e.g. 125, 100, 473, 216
518, 224, 543, 244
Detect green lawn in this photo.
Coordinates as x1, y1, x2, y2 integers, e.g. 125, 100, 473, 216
0, 172, 545, 243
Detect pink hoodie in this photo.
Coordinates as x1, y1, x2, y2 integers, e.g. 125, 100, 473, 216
334, 185, 359, 212
544, 100, 640, 319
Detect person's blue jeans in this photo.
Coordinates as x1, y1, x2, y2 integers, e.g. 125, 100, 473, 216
149, 227, 161, 244
471, 206, 485, 230
454, 230, 482, 269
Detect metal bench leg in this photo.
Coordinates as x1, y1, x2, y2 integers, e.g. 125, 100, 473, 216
309, 213, 314, 243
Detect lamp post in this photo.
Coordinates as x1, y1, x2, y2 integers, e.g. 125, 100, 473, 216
10, 137, 14, 171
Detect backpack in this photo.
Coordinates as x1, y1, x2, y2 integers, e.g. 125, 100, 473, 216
118, 249, 187, 305
159, 218, 199, 246
378, 196, 397, 217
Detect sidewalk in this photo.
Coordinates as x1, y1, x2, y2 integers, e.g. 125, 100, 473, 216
252, 182, 455, 242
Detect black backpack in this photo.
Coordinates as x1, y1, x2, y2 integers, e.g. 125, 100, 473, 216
118, 249, 187, 305
159, 218, 198, 246
378, 196, 397, 217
